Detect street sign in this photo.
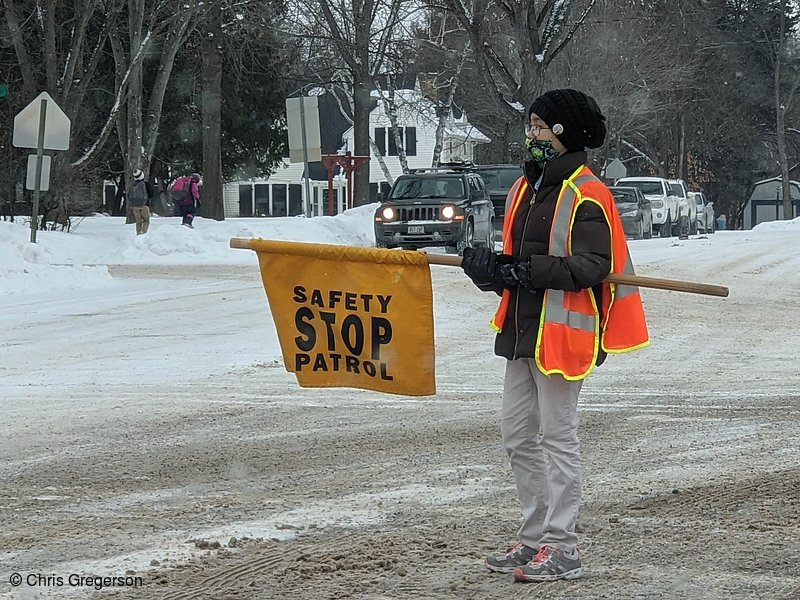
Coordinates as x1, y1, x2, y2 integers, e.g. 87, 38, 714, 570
287, 95, 322, 218
286, 96, 321, 163
13, 92, 71, 150
604, 158, 627, 180
26, 155, 52, 191
0, 84, 8, 98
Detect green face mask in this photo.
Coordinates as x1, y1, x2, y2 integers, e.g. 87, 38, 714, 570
525, 138, 559, 165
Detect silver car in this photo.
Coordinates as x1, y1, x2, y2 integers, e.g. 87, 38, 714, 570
609, 186, 653, 239
690, 191, 716, 233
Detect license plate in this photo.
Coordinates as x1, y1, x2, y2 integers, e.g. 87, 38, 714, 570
408, 225, 424, 234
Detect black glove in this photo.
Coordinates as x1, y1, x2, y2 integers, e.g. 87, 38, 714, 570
461, 246, 498, 286
497, 257, 534, 289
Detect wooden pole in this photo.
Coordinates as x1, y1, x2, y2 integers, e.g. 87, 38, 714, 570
229, 239, 729, 298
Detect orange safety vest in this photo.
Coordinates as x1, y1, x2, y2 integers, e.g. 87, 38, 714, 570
491, 165, 650, 380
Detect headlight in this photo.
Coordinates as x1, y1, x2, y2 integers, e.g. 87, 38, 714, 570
381, 207, 395, 221
441, 205, 456, 220
621, 210, 639, 218
651, 200, 664, 208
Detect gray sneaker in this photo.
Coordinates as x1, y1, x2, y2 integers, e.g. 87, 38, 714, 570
513, 545, 583, 582
485, 543, 538, 573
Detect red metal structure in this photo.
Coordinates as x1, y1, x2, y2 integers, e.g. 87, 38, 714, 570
321, 152, 370, 215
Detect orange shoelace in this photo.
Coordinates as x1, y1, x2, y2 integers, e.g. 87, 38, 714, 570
533, 545, 553, 564
507, 542, 525, 555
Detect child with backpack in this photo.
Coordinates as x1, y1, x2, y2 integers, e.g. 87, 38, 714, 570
170, 173, 202, 228
129, 169, 154, 235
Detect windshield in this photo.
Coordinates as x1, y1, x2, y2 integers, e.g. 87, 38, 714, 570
620, 180, 663, 195
390, 177, 465, 200
475, 168, 521, 192
668, 183, 685, 198
612, 190, 638, 204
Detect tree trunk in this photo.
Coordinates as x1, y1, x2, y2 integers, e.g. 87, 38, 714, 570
369, 139, 394, 187
677, 111, 686, 180
432, 72, 461, 167
777, 0, 793, 220
352, 75, 372, 206
379, 77, 409, 175
202, 0, 224, 220
3, 0, 37, 100
125, 0, 146, 224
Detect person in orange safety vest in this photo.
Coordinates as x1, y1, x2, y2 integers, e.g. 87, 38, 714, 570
461, 89, 649, 583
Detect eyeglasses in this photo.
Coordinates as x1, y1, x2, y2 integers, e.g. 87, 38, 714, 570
525, 123, 551, 137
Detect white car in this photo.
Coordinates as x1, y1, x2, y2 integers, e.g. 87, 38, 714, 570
616, 176, 680, 237
689, 191, 716, 233
668, 178, 695, 235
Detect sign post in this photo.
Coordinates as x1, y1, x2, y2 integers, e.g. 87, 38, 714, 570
26, 155, 52, 191
12, 92, 71, 243
286, 96, 321, 218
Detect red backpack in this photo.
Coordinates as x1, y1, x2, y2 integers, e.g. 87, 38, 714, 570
170, 176, 192, 205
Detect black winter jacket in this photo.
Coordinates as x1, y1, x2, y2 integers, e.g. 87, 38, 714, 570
480, 151, 612, 361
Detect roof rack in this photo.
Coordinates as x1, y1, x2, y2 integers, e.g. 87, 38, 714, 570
409, 162, 476, 174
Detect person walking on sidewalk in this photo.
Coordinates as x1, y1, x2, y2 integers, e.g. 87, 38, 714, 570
129, 169, 154, 235
171, 173, 201, 228
460, 88, 650, 583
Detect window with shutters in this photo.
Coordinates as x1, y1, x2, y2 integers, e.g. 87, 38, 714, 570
405, 127, 416, 156
374, 127, 386, 156
374, 126, 417, 157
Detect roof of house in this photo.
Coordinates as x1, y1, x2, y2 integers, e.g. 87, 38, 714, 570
295, 77, 490, 179
752, 176, 800, 187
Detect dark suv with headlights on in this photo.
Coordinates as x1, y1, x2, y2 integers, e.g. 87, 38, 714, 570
374, 168, 495, 254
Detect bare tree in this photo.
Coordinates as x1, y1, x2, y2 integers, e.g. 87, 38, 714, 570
3, 0, 128, 216
444, 0, 598, 118
104, 1, 204, 208
284, 0, 408, 205
202, 0, 224, 220
772, 0, 800, 219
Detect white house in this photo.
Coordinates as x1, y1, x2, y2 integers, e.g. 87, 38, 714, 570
341, 86, 491, 188
744, 177, 800, 229
223, 82, 490, 218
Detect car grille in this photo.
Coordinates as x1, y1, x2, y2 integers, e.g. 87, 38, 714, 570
398, 206, 439, 221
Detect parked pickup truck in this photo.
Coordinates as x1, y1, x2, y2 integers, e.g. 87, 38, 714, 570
616, 176, 680, 237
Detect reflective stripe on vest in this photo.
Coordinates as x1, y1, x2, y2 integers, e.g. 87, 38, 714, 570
534, 170, 600, 379
613, 254, 638, 299
490, 177, 528, 332
541, 172, 597, 330
544, 290, 596, 332
502, 177, 528, 255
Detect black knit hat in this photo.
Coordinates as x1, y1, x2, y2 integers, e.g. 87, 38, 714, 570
529, 89, 607, 152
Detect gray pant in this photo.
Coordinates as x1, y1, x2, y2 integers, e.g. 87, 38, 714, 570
501, 358, 583, 551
